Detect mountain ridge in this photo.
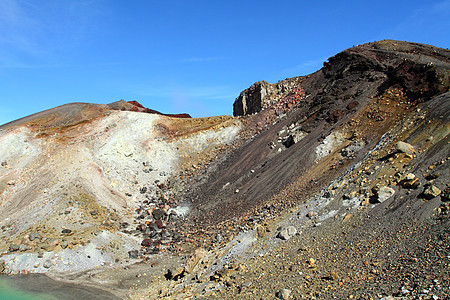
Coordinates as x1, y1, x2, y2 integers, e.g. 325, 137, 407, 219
0, 39, 449, 299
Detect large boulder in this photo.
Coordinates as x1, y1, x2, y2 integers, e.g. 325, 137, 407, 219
395, 141, 415, 155
376, 186, 396, 203
277, 226, 298, 240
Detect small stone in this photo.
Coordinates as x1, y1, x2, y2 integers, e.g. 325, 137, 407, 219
155, 219, 164, 229
142, 166, 153, 173
215, 234, 223, 243
276, 289, 291, 299
60, 240, 69, 249
405, 173, 416, 181
152, 209, 166, 220
128, 250, 140, 259
9, 244, 19, 252
165, 267, 185, 280
136, 223, 146, 232
347, 101, 359, 110
256, 225, 267, 238
423, 185, 441, 200
19, 244, 29, 252
441, 187, 450, 202
323, 190, 335, 198
141, 239, 158, 247
29, 232, 41, 241
329, 271, 338, 280
401, 287, 410, 295
61, 229, 72, 234
277, 226, 297, 240
185, 248, 207, 274
376, 186, 395, 203
402, 176, 420, 189
43, 260, 53, 269
342, 214, 352, 222
306, 211, 315, 218
395, 141, 415, 154
161, 230, 171, 238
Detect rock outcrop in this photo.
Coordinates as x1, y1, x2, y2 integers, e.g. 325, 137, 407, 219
108, 100, 192, 118
233, 78, 303, 116
234, 39, 449, 118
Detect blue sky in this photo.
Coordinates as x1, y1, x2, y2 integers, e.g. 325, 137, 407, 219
0, 0, 449, 125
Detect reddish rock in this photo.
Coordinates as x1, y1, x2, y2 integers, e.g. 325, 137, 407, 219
347, 100, 359, 110
108, 100, 192, 118
155, 219, 165, 229
166, 113, 191, 118
328, 109, 344, 123
141, 239, 160, 247
127, 100, 145, 109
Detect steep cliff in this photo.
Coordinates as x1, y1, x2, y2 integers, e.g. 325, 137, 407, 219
233, 77, 304, 116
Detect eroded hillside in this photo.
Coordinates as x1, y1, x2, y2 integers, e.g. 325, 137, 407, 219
0, 101, 240, 281
0, 40, 449, 300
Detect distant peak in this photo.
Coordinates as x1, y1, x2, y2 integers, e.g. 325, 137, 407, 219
107, 100, 192, 118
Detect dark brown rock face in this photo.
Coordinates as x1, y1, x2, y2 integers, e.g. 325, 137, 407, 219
233, 40, 450, 117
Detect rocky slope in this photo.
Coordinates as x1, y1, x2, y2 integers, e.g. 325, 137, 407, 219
0, 40, 449, 299
0, 101, 240, 287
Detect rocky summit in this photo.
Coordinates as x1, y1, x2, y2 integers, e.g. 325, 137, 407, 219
0, 40, 449, 299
